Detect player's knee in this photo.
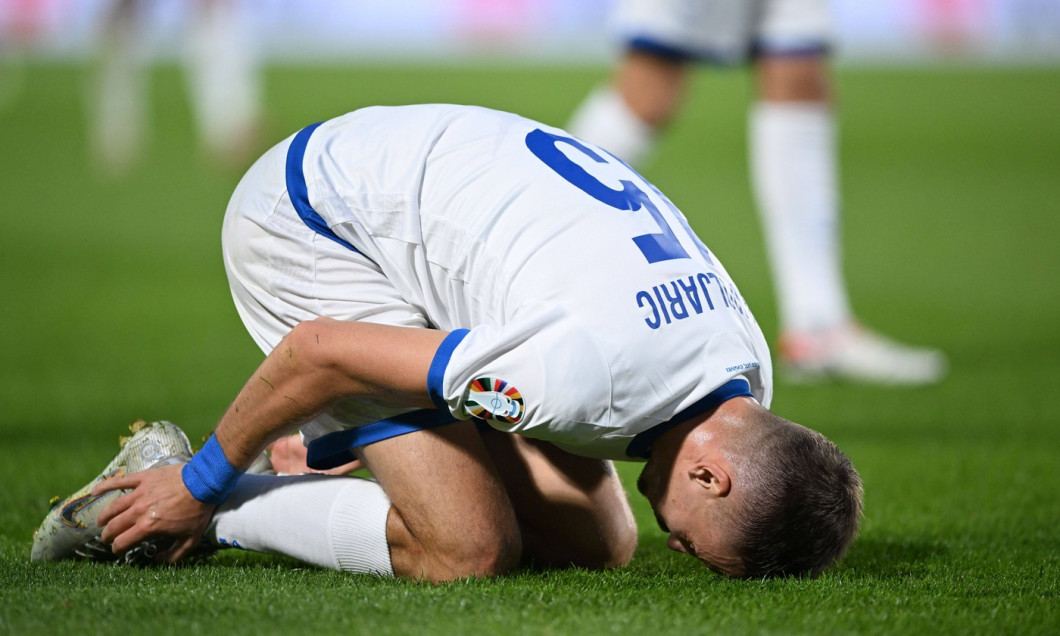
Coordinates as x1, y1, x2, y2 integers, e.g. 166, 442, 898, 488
577, 517, 638, 570
433, 526, 522, 581
605, 522, 638, 568
466, 533, 522, 577
588, 495, 639, 569
526, 510, 638, 570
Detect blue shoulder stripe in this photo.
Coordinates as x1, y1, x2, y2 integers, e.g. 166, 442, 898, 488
284, 122, 362, 254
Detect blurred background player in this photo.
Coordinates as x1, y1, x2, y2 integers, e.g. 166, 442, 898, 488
89, 0, 262, 174
567, 0, 946, 385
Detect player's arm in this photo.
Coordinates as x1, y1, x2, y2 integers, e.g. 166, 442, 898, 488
211, 317, 446, 468
94, 318, 447, 561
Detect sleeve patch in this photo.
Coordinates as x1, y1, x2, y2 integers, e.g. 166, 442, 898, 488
466, 377, 525, 424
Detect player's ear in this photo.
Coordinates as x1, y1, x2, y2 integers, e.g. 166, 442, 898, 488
690, 463, 731, 498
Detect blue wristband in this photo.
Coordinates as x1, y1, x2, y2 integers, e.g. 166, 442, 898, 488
181, 435, 244, 505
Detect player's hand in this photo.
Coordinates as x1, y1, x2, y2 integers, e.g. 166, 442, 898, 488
93, 463, 216, 564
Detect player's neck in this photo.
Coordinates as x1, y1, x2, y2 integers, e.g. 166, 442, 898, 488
658, 396, 758, 463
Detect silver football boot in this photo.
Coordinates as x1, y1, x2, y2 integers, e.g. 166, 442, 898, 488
30, 419, 194, 563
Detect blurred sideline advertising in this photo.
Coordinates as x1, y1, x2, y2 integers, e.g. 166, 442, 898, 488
2, 0, 1059, 63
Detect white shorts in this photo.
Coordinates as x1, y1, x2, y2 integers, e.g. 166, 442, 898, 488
612, 0, 834, 64
221, 132, 430, 450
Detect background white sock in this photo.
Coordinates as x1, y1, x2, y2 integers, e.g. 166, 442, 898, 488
567, 85, 656, 165
208, 473, 393, 575
749, 101, 852, 334
183, 0, 261, 161
91, 3, 147, 174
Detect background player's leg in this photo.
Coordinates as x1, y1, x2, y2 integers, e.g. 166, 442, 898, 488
567, 50, 690, 164
749, 54, 848, 336
479, 429, 638, 570
89, 0, 147, 175
183, 0, 262, 166
750, 54, 946, 384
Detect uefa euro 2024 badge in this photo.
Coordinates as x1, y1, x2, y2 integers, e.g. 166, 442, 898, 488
466, 377, 524, 424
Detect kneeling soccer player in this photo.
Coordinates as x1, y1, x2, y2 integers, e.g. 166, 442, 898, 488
34, 104, 862, 580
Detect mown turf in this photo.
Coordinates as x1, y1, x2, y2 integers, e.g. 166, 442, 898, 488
0, 63, 1057, 635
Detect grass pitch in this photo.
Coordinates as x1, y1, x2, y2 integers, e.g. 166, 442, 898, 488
0, 63, 1057, 635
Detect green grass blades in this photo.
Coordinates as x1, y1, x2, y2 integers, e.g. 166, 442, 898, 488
1, 63, 1058, 635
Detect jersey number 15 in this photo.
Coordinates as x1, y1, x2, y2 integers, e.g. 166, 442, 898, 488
525, 129, 712, 266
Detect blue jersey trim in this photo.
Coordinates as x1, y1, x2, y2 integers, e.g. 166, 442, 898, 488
625, 378, 753, 459
285, 122, 362, 254
427, 329, 471, 412
306, 409, 459, 470
627, 35, 829, 66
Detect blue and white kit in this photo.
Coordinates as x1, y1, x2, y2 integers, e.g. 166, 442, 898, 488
611, 0, 833, 64
221, 104, 772, 465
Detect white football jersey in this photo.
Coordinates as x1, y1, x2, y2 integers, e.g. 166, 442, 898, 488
281, 104, 772, 461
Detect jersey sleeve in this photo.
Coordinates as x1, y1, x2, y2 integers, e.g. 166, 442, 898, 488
426, 305, 614, 445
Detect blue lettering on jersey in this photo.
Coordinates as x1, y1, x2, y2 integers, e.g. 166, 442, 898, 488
677, 276, 703, 313
660, 281, 689, 320
636, 291, 661, 329
637, 274, 747, 330
525, 129, 713, 266
726, 361, 761, 373
652, 286, 671, 325
524, 128, 746, 331
695, 273, 717, 310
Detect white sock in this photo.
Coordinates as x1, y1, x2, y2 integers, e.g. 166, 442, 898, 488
207, 473, 394, 575
183, 0, 261, 159
749, 101, 852, 334
567, 85, 656, 166
92, 4, 147, 174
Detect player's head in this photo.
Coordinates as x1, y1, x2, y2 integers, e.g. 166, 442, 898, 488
637, 398, 863, 578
